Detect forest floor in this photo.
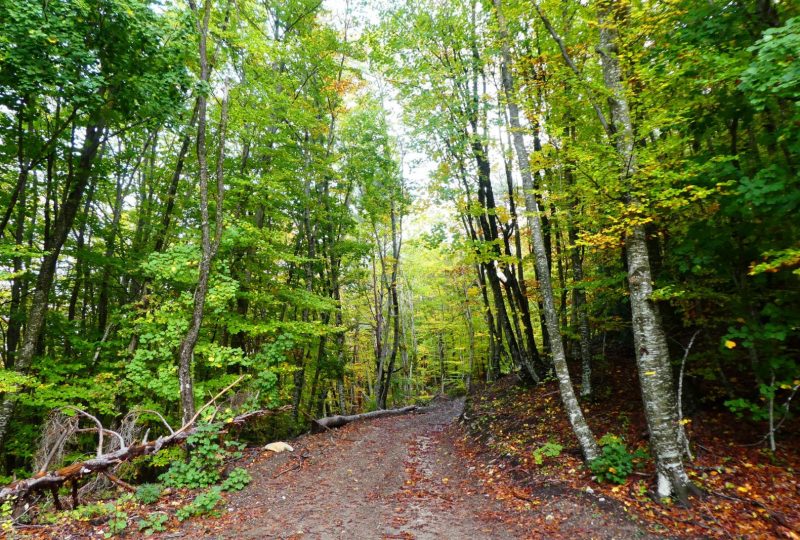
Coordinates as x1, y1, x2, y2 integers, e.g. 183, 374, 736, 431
461, 373, 800, 540
17, 370, 800, 539
175, 397, 654, 539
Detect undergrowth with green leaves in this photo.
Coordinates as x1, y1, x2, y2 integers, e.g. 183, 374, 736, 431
589, 434, 648, 484
160, 423, 245, 489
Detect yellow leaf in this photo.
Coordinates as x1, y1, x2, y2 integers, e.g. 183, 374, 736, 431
644, 371, 656, 376
724, 340, 737, 349
47, 36, 58, 44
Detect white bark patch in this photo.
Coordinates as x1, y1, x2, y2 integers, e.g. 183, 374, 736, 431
657, 471, 671, 498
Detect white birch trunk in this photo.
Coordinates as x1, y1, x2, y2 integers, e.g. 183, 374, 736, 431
596, 0, 692, 501
493, 0, 599, 461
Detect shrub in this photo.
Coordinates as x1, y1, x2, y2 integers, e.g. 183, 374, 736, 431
160, 424, 244, 489
221, 467, 252, 492
1, 497, 14, 535
134, 483, 162, 505
589, 434, 647, 484
65, 501, 114, 522
532, 441, 563, 465
138, 512, 169, 535
176, 488, 223, 522
105, 510, 128, 538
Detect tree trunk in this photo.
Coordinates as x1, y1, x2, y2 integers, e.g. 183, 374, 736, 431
463, 284, 476, 392
372, 248, 387, 407
499, 121, 544, 376
0, 117, 105, 449
561, 108, 593, 398
461, 211, 500, 381
494, 0, 599, 461
533, 0, 694, 498
5, 123, 31, 369
471, 140, 535, 381
570, 224, 592, 398
378, 201, 402, 409
596, 0, 691, 500
177, 0, 228, 425
66, 179, 97, 356
95, 213, 117, 334
311, 405, 420, 433
437, 331, 445, 395
153, 102, 199, 253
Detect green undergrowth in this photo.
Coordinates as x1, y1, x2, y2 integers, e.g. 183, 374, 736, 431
589, 434, 649, 484
30, 422, 255, 537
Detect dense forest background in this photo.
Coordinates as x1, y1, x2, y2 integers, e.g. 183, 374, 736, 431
0, 0, 797, 512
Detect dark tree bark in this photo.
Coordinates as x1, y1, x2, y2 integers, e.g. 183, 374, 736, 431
378, 201, 403, 409
153, 102, 199, 253
498, 120, 544, 376
0, 116, 106, 448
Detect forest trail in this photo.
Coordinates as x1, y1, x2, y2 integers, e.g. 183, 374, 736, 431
180, 399, 654, 540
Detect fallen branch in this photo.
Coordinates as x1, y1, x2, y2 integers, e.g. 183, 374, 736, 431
62, 406, 125, 458
272, 451, 310, 479
311, 405, 420, 433
0, 406, 288, 507
35, 414, 79, 474
103, 472, 135, 493
125, 409, 174, 436
272, 462, 301, 478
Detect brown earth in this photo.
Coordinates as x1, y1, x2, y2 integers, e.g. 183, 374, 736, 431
173, 398, 656, 540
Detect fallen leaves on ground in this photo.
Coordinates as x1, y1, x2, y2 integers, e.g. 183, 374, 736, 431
461, 369, 800, 539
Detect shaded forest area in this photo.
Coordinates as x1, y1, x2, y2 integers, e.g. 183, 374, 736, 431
0, 0, 798, 536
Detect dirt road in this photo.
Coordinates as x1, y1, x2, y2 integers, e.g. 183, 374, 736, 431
183, 399, 653, 539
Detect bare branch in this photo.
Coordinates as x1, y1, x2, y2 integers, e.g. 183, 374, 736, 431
61, 406, 110, 457
532, 2, 612, 137
178, 375, 246, 433
74, 428, 127, 452
36, 414, 79, 474
124, 409, 174, 436
677, 330, 700, 460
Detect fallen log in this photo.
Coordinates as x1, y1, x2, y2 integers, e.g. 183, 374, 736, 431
311, 405, 421, 433
0, 405, 290, 508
